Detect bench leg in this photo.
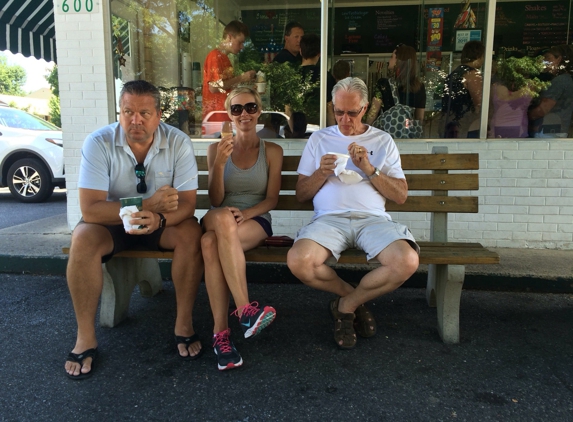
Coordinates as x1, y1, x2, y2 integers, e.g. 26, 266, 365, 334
428, 264, 465, 344
99, 258, 163, 328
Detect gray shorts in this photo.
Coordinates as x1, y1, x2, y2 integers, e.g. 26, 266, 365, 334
294, 212, 419, 261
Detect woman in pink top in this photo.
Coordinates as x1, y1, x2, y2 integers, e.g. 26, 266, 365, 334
489, 56, 548, 138
490, 85, 532, 138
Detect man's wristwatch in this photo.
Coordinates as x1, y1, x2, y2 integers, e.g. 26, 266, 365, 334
157, 213, 166, 229
368, 167, 381, 180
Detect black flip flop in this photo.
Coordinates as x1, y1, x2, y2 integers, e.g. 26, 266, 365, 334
65, 348, 98, 380
175, 333, 204, 360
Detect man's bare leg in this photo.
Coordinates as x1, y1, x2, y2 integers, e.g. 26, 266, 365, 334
162, 218, 204, 358
287, 239, 419, 312
65, 224, 113, 377
287, 239, 355, 297
338, 240, 419, 313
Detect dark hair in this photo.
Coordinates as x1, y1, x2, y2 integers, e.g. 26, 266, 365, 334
547, 44, 573, 75
291, 111, 307, 137
119, 80, 161, 112
461, 41, 485, 63
300, 34, 320, 59
223, 20, 249, 39
284, 21, 303, 37
394, 44, 422, 93
332, 60, 351, 81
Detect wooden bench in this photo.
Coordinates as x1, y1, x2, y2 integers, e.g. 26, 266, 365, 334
63, 146, 499, 343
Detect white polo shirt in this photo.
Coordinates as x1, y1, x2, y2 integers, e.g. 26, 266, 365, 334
297, 125, 405, 220
78, 122, 198, 201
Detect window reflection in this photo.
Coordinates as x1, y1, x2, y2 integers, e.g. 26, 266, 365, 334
108, 0, 573, 140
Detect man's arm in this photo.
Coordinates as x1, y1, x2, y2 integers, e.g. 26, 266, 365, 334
347, 143, 408, 204
80, 185, 196, 227
369, 174, 408, 204
528, 97, 556, 120
79, 188, 122, 225
295, 153, 337, 202
465, 70, 483, 114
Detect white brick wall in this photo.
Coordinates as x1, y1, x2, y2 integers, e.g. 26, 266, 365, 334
55, 3, 115, 229
195, 139, 573, 250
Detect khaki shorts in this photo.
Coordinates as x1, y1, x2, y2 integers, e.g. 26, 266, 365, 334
294, 212, 419, 261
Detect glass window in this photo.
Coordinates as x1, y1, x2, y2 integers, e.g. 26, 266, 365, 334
110, 0, 321, 139
109, 0, 573, 140
489, 0, 573, 139
327, 1, 489, 139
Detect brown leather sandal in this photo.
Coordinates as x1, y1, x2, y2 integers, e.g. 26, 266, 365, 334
354, 304, 377, 338
329, 297, 357, 349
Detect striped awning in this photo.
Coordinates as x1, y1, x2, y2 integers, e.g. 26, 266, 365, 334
0, 0, 56, 63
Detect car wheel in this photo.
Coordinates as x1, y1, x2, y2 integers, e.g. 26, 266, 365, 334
7, 158, 54, 203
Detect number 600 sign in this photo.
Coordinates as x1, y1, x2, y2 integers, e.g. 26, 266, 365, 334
57, 0, 100, 14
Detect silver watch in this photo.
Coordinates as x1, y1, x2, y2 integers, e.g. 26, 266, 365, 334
368, 167, 381, 180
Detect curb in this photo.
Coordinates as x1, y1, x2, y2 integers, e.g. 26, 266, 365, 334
1, 255, 572, 293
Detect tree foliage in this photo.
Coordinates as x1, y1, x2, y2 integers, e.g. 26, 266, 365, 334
236, 43, 318, 115
0, 55, 27, 95
46, 65, 61, 127
495, 56, 550, 96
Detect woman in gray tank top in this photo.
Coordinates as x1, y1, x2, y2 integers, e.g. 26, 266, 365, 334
201, 87, 284, 371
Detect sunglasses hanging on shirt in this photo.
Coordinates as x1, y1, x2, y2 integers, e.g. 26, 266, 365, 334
135, 163, 147, 194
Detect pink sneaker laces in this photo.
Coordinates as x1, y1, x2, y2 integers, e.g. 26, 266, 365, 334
231, 301, 260, 319
213, 328, 232, 353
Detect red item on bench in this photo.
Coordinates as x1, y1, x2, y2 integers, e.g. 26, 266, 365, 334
264, 236, 294, 247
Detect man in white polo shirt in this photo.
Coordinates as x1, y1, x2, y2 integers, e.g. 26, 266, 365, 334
287, 77, 420, 350
64, 80, 204, 380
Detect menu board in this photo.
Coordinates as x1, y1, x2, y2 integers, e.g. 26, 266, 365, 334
493, 0, 570, 56
241, 9, 321, 54
243, 2, 571, 57
333, 6, 420, 54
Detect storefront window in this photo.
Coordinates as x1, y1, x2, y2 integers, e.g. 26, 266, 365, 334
108, 0, 573, 140
489, 0, 573, 139
110, 0, 321, 138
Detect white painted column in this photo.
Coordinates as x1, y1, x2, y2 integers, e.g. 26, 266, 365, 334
53, 0, 116, 230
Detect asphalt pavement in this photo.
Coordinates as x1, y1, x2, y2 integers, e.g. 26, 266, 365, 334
0, 199, 572, 420
1, 274, 572, 421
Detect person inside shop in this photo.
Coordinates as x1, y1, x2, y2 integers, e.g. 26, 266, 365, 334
440, 40, 485, 138
64, 80, 204, 380
202, 20, 256, 122
299, 34, 337, 126
201, 86, 283, 371
332, 59, 351, 82
257, 113, 284, 139
286, 77, 420, 350
273, 21, 304, 65
528, 44, 573, 138
489, 54, 539, 138
364, 44, 426, 129
284, 111, 310, 138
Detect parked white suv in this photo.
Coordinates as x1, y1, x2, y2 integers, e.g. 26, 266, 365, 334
0, 105, 65, 202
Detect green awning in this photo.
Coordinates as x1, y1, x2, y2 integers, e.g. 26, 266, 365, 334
0, 0, 56, 63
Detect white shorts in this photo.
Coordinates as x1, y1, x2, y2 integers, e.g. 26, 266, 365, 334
294, 212, 419, 261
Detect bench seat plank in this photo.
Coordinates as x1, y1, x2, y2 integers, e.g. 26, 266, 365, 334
62, 242, 499, 265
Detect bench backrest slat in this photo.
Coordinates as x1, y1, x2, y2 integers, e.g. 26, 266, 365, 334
198, 173, 478, 191
196, 153, 479, 172
194, 152, 479, 214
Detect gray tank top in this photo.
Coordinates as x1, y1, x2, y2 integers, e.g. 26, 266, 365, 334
220, 138, 271, 224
